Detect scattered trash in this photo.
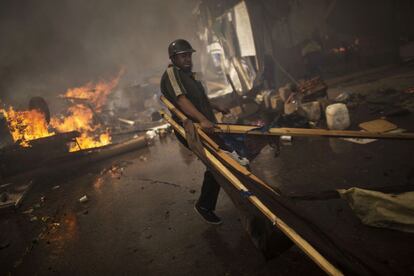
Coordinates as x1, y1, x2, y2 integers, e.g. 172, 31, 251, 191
299, 101, 321, 122
280, 136, 292, 142
284, 98, 298, 115
214, 111, 224, 123
341, 128, 406, 144
308, 121, 317, 127
339, 187, 414, 233
230, 106, 242, 117
298, 77, 328, 102
139, 156, 148, 162
278, 83, 294, 102
325, 103, 350, 130
334, 92, 351, 102
0, 180, 33, 209
271, 113, 309, 128
0, 183, 12, 189
280, 135, 293, 146
158, 128, 167, 138
270, 94, 283, 111
79, 195, 89, 203
22, 208, 34, 214
145, 130, 157, 141
359, 119, 397, 133
221, 112, 238, 124
52, 185, 60, 190
223, 150, 250, 166
340, 137, 377, 145
118, 118, 135, 126
151, 123, 171, 133
108, 165, 123, 179
30, 216, 38, 222
262, 90, 273, 109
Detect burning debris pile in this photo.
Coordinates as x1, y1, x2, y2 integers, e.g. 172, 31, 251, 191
1, 71, 122, 152
0, 108, 55, 147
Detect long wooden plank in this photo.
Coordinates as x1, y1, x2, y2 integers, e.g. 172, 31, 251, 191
159, 109, 280, 196
215, 124, 414, 140
197, 124, 280, 195
161, 111, 343, 276
160, 96, 187, 121
160, 95, 414, 140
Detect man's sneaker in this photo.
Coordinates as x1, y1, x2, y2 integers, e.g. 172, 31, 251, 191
223, 150, 250, 167
194, 203, 222, 225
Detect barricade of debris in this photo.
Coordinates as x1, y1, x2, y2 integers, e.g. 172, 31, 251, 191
0, 75, 172, 209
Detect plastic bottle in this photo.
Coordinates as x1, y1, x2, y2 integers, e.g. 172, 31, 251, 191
325, 103, 350, 130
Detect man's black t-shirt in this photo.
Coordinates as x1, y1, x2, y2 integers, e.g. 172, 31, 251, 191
160, 64, 216, 123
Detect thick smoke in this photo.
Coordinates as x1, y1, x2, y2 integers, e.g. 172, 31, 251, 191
0, 0, 199, 106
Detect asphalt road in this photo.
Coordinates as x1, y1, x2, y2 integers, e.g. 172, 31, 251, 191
0, 136, 322, 276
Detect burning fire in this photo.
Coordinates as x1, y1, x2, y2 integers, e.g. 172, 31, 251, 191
50, 104, 112, 152
1, 71, 122, 151
61, 69, 123, 112
0, 107, 55, 147
51, 104, 96, 133
70, 132, 111, 152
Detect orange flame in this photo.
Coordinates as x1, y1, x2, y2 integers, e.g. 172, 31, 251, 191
69, 132, 111, 152
51, 104, 96, 133
62, 70, 123, 111
49, 71, 123, 151
0, 107, 55, 147
50, 104, 112, 152
1, 70, 122, 151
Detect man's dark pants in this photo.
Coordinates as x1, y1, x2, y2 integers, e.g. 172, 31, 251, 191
198, 170, 220, 210
175, 132, 220, 211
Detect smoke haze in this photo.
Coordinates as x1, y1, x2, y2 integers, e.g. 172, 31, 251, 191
0, 0, 199, 105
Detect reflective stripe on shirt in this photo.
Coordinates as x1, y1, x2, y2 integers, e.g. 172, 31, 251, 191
167, 67, 185, 97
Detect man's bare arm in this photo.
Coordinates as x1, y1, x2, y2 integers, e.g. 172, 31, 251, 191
177, 95, 215, 133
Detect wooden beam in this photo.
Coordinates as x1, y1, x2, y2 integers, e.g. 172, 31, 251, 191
160, 96, 187, 121
214, 124, 414, 140
159, 110, 280, 196
196, 123, 280, 195
159, 97, 281, 193
160, 95, 414, 140
161, 111, 343, 276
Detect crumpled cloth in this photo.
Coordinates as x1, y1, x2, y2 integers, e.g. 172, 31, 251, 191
338, 187, 414, 233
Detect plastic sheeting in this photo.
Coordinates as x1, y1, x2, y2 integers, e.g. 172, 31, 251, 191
339, 187, 414, 233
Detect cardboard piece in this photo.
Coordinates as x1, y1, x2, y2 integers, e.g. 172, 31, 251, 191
359, 119, 397, 133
